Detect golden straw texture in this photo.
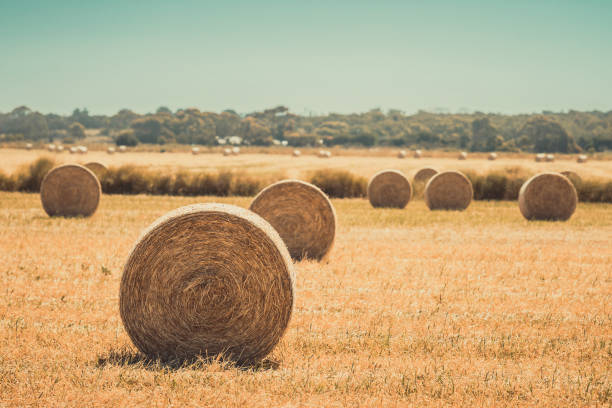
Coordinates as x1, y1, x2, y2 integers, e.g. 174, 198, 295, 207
424, 170, 473, 211
120, 203, 295, 364
518, 173, 577, 221
250, 180, 336, 261
560, 171, 582, 188
413, 167, 438, 184
84, 162, 108, 179
367, 170, 412, 209
40, 164, 101, 217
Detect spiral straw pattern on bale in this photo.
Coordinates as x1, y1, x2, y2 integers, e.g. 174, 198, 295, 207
367, 170, 412, 209
518, 173, 577, 221
424, 170, 473, 211
119, 203, 295, 364
413, 167, 438, 184
249, 180, 336, 261
40, 164, 101, 217
84, 162, 108, 179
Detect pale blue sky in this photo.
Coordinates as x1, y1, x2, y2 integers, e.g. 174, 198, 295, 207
1, 0, 611, 115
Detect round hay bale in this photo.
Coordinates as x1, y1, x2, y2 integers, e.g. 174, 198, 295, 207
249, 180, 336, 261
424, 170, 473, 211
458, 151, 468, 160
119, 203, 294, 364
84, 162, 108, 179
413, 167, 438, 184
223, 148, 232, 156
40, 164, 101, 217
518, 172, 577, 221
191, 147, 200, 155
25, 143, 33, 150
292, 149, 301, 157
560, 170, 582, 188
545, 154, 555, 162
413, 149, 422, 158
47, 144, 56, 152
107, 147, 115, 154
324, 150, 332, 158
488, 152, 497, 160
231, 147, 240, 155
397, 150, 407, 158
367, 170, 412, 209
535, 153, 545, 162
69, 147, 78, 154
577, 154, 588, 163
56, 145, 64, 152
78, 146, 88, 154
118, 145, 127, 152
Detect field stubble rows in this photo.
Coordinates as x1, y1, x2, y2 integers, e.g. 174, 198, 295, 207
0, 193, 611, 406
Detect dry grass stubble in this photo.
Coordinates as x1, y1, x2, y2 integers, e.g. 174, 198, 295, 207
0, 193, 610, 406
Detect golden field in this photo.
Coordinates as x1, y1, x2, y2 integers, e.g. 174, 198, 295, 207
0, 190, 610, 406
2, 148, 612, 180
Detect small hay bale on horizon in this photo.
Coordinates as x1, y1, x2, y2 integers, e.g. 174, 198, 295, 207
458, 151, 468, 160
40, 164, 101, 217
577, 154, 588, 163
518, 172, 577, 221
292, 149, 301, 157
545, 154, 555, 162
118, 145, 127, 152
69, 147, 78, 154
56, 145, 64, 153
367, 170, 412, 209
424, 170, 473, 211
119, 203, 295, 364
47, 144, 56, 152
535, 153, 545, 162
232, 147, 241, 155
78, 146, 88, 154
107, 147, 115, 154
25, 143, 33, 150
488, 152, 498, 160
413, 167, 438, 184
414, 149, 423, 158
191, 147, 200, 155
250, 180, 336, 261
397, 150, 407, 158
223, 148, 232, 156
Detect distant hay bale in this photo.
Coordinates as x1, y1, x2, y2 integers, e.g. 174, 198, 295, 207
250, 180, 336, 261
367, 170, 412, 209
118, 145, 127, 153
78, 146, 88, 154
47, 144, 56, 152
545, 154, 555, 162
413, 167, 438, 184
424, 170, 473, 211
577, 154, 588, 163
317, 150, 331, 158
40, 164, 101, 217
397, 150, 407, 158
69, 147, 78, 154
223, 148, 232, 156
518, 172, 577, 221
292, 150, 301, 157
414, 149, 423, 158
535, 153, 545, 162
107, 147, 115, 154
84, 162, 108, 179
119, 203, 294, 364
232, 147, 241, 155
488, 152, 497, 160
559, 171, 582, 188
458, 151, 468, 160
56, 145, 64, 152
25, 143, 33, 150
191, 147, 200, 155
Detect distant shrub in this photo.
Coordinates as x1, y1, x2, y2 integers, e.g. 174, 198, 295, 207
309, 169, 367, 198
14, 157, 56, 192
115, 131, 139, 147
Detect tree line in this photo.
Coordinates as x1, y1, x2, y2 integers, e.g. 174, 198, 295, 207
1, 105, 611, 153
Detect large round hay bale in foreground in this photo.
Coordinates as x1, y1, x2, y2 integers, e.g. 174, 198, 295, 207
120, 203, 294, 364
250, 180, 336, 261
424, 171, 473, 211
40, 164, 101, 217
518, 173, 577, 221
413, 167, 438, 184
84, 162, 108, 179
367, 170, 412, 209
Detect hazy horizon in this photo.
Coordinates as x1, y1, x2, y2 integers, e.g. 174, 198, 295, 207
2, 0, 611, 116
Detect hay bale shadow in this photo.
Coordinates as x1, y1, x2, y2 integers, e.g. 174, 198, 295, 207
96, 348, 280, 372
